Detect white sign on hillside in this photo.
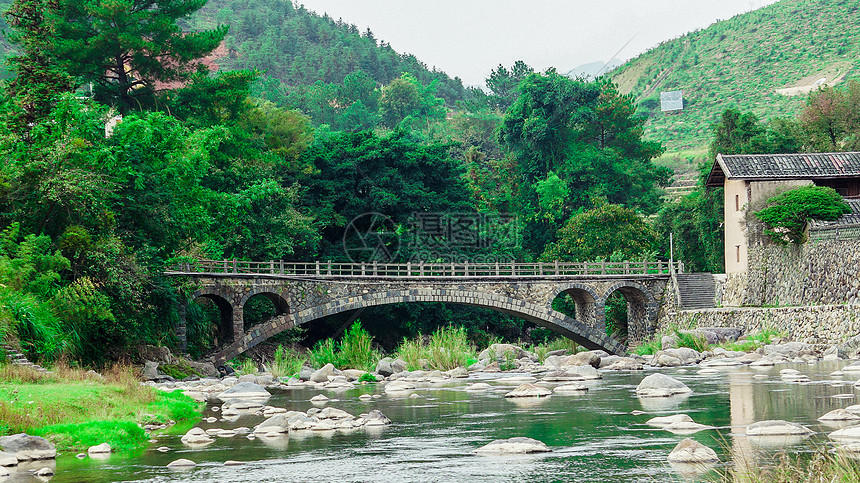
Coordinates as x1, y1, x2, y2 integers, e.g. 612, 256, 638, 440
660, 90, 684, 111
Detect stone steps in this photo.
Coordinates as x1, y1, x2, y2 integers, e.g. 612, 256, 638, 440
2, 344, 50, 372
676, 273, 716, 310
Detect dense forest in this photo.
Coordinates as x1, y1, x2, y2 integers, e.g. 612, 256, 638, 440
1, 0, 856, 366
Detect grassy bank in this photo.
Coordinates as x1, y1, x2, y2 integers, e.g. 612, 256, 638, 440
0, 364, 201, 451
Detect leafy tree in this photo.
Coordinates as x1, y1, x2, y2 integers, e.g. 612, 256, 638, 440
654, 189, 724, 273
800, 81, 860, 151
4, 0, 74, 131
541, 198, 657, 262
754, 185, 850, 244
51, 0, 227, 112
486, 60, 534, 111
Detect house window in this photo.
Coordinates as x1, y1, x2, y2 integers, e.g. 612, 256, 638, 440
735, 194, 740, 211
736, 245, 741, 263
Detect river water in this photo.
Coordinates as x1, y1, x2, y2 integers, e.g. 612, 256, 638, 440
34, 361, 860, 482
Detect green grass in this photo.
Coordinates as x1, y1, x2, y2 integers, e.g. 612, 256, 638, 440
674, 330, 710, 352
270, 345, 306, 378
0, 364, 202, 451
633, 337, 662, 355
396, 326, 476, 371
307, 321, 380, 371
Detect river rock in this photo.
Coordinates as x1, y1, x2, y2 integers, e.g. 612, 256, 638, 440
663, 421, 715, 434
473, 437, 551, 454
282, 414, 313, 431
189, 361, 218, 378
318, 407, 353, 420
699, 358, 742, 367
653, 354, 683, 367
667, 438, 719, 464
87, 443, 111, 455
478, 343, 526, 361
363, 410, 392, 426
237, 374, 258, 384
746, 420, 814, 436
504, 383, 551, 398
764, 342, 813, 359
542, 371, 585, 382
497, 375, 537, 384
564, 364, 601, 380
0, 434, 56, 460
0, 451, 17, 466
309, 363, 337, 383
167, 458, 196, 468
635, 374, 692, 398
35, 467, 54, 476
142, 361, 160, 381
216, 382, 270, 400
553, 383, 588, 393
445, 367, 469, 378
310, 394, 329, 403
603, 358, 643, 371
563, 351, 601, 368
646, 414, 694, 427
819, 409, 860, 421
830, 426, 860, 441
738, 352, 763, 364
375, 358, 394, 376
181, 427, 214, 445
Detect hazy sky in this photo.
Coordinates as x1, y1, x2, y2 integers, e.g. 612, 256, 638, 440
298, 0, 780, 87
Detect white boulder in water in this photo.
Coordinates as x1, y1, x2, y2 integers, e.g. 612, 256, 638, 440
667, 438, 719, 463
635, 374, 692, 398
473, 437, 551, 454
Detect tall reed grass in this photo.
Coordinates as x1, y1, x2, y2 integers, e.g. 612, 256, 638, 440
308, 321, 380, 371
270, 345, 306, 378
396, 326, 476, 371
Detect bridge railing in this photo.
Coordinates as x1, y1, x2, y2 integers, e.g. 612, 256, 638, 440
166, 260, 683, 277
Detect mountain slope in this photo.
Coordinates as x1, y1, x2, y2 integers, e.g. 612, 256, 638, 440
611, 0, 860, 151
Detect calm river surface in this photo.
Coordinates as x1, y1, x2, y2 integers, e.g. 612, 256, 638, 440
37, 361, 860, 482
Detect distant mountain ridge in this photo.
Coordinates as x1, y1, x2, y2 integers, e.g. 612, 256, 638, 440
610, 0, 860, 151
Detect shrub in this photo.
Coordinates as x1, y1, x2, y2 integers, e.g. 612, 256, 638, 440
674, 330, 709, 352
633, 337, 662, 355
308, 321, 380, 371
358, 372, 377, 383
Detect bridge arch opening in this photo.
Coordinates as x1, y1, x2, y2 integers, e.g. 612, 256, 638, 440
242, 292, 290, 332
187, 294, 234, 356
603, 284, 653, 344
551, 285, 600, 334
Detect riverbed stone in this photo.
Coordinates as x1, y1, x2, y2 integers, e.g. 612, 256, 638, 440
167, 458, 196, 468
142, 361, 160, 381
0, 434, 56, 460
445, 367, 469, 378
564, 351, 601, 368
237, 374, 257, 384
819, 409, 860, 421
646, 414, 694, 427
564, 364, 601, 380
318, 407, 353, 420
635, 374, 692, 398
0, 451, 17, 466
603, 358, 643, 371
87, 443, 111, 455
35, 467, 54, 476
738, 352, 763, 364
764, 342, 813, 359
478, 343, 525, 361
504, 383, 552, 398
384, 380, 416, 393
363, 410, 391, 426
473, 437, 551, 454
830, 426, 860, 441
375, 358, 394, 376
653, 354, 683, 367
663, 421, 715, 434
287, 414, 317, 430
464, 383, 492, 391
216, 382, 270, 400
181, 428, 214, 445
309, 363, 338, 383
746, 420, 814, 436
667, 438, 719, 463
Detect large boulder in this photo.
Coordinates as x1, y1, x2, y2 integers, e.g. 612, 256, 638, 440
309, 363, 338, 383
563, 364, 601, 380
746, 420, 814, 436
504, 383, 551, 398
563, 351, 602, 368
375, 358, 394, 377
167, 458, 196, 468
819, 409, 860, 422
473, 437, 551, 454
363, 410, 392, 426
0, 434, 56, 460
87, 443, 111, 455
188, 361, 219, 378
646, 414, 694, 427
667, 438, 719, 464
603, 358, 643, 371
216, 382, 270, 400
764, 342, 813, 359
478, 343, 526, 361
142, 361, 160, 381
635, 373, 692, 398
384, 380, 416, 393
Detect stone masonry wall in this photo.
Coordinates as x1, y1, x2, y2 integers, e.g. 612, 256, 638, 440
662, 305, 860, 346
723, 238, 860, 307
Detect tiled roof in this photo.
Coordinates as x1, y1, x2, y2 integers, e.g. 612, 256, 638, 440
809, 198, 860, 228
706, 152, 860, 186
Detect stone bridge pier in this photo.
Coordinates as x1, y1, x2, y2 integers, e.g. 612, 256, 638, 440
172, 266, 671, 363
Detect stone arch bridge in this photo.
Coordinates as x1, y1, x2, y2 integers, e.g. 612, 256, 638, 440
168, 260, 679, 363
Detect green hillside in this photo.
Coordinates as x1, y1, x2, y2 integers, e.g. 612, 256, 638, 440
611, 0, 860, 152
